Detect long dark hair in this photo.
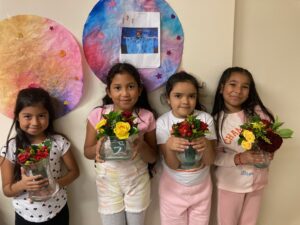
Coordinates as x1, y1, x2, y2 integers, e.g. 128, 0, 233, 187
165, 71, 205, 111
4, 87, 56, 180
212, 67, 274, 140
102, 62, 155, 115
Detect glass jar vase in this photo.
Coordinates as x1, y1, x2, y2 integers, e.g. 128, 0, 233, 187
100, 136, 136, 160
23, 158, 59, 202
252, 148, 270, 169
176, 145, 203, 170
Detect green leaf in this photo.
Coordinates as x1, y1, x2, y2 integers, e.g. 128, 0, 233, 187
272, 121, 284, 131
277, 129, 293, 138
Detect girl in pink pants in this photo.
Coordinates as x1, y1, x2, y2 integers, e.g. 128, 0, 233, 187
212, 67, 275, 225
156, 72, 216, 225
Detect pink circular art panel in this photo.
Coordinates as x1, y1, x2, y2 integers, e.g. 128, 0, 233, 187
0, 15, 83, 118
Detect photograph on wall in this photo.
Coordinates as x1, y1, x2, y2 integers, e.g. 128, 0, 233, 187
119, 12, 160, 68
121, 27, 158, 54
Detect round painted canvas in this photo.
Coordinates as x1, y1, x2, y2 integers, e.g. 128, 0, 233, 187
0, 15, 83, 118
83, 0, 184, 91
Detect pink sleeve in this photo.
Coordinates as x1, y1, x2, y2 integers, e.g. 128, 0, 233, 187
138, 109, 156, 134
87, 108, 104, 127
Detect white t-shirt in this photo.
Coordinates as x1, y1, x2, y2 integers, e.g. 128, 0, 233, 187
156, 110, 216, 186
1, 134, 70, 222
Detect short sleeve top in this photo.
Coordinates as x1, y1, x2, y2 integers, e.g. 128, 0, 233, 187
1, 134, 70, 223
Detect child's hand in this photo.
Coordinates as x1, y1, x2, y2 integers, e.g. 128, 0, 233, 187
268, 152, 274, 161
238, 150, 266, 165
166, 136, 189, 152
95, 137, 105, 163
190, 137, 208, 153
20, 168, 49, 191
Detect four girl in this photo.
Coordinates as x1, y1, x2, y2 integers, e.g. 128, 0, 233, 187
0, 64, 280, 225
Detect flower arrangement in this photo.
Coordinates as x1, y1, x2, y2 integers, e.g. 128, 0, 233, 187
95, 111, 139, 140
17, 139, 51, 165
238, 115, 293, 152
171, 115, 210, 140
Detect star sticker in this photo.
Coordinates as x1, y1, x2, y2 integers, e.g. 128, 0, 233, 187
155, 73, 162, 79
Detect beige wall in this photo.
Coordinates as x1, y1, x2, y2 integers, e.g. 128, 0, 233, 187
0, 0, 299, 225
233, 1, 300, 225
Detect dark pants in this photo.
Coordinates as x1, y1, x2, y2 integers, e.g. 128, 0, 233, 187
15, 203, 69, 225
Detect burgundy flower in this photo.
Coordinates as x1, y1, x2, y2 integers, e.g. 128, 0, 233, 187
258, 131, 283, 153
200, 121, 209, 131
261, 119, 271, 128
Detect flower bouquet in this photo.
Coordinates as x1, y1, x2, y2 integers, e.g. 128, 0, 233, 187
95, 111, 139, 160
238, 115, 293, 168
171, 115, 210, 169
17, 139, 59, 201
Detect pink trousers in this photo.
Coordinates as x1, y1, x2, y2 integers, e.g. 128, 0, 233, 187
159, 171, 212, 225
217, 188, 264, 225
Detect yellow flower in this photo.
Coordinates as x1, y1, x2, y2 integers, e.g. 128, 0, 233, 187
242, 130, 255, 143
95, 119, 107, 130
114, 122, 131, 140
251, 121, 264, 130
241, 140, 252, 150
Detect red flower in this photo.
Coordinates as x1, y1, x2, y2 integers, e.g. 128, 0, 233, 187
258, 131, 283, 153
122, 111, 132, 119
178, 121, 193, 137
17, 152, 30, 164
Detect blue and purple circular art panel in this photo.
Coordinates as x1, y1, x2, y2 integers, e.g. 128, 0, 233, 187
83, 0, 184, 91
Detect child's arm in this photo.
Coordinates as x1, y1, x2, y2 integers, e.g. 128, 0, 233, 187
84, 121, 101, 160
234, 150, 268, 166
56, 149, 79, 188
159, 136, 189, 170
1, 157, 48, 197
133, 130, 157, 163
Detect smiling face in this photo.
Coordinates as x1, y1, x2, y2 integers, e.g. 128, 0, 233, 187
107, 72, 142, 112
18, 103, 49, 142
220, 72, 250, 112
167, 81, 197, 118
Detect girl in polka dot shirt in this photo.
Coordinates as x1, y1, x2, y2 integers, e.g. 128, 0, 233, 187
0, 88, 79, 225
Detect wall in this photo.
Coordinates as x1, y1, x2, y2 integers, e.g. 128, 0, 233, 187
233, 1, 300, 225
1, 0, 299, 225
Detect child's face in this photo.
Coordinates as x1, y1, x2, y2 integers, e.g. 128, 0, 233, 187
18, 103, 49, 142
220, 72, 250, 112
167, 81, 197, 118
107, 72, 142, 112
